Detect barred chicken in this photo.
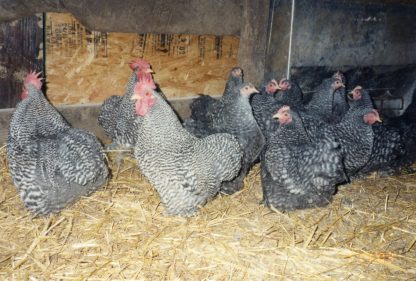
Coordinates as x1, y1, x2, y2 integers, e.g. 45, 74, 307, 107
305, 75, 347, 124
274, 78, 304, 110
350, 87, 416, 177
331, 71, 349, 120
184, 68, 263, 194
184, 67, 243, 138
7, 72, 109, 216
262, 106, 345, 211
131, 77, 242, 216
222, 67, 244, 98
206, 82, 264, 194
322, 99, 381, 178
251, 78, 281, 136
252, 78, 305, 140
98, 59, 154, 148
347, 85, 374, 110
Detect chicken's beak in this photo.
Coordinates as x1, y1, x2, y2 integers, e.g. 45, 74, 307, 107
276, 78, 287, 90
271, 79, 281, 90
347, 92, 354, 100
253, 88, 260, 94
340, 82, 345, 88
373, 110, 382, 123
147, 69, 154, 73
130, 93, 142, 101
272, 113, 279, 119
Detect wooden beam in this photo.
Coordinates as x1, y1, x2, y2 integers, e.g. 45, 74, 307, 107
237, 0, 270, 85
0, 97, 197, 144
0, 0, 242, 35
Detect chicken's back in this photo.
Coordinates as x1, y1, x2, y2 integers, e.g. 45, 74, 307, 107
7, 82, 108, 216
263, 138, 345, 211
8, 128, 108, 216
98, 95, 123, 140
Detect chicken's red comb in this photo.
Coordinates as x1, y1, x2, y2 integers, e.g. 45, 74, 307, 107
24, 71, 43, 90
333, 71, 346, 83
279, 105, 291, 113
129, 58, 151, 71
372, 109, 380, 118
352, 85, 363, 92
276, 105, 290, 114
279, 78, 288, 84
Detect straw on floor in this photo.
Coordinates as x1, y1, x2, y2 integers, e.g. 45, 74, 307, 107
0, 145, 415, 280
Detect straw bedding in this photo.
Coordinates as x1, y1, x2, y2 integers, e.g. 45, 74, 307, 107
0, 146, 415, 280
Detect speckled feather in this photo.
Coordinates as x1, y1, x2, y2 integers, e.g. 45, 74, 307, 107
7, 83, 108, 216
305, 77, 348, 124
347, 87, 415, 177
322, 106, 376, 178
274, 80, 304, 110
251, 89, 281, 137
208, 83, 265, 194
262, 109, 345, 211
134, 90, 242, 216
357, 118, 416, 177
184, 67, 244, 138
98, 70, 139, 147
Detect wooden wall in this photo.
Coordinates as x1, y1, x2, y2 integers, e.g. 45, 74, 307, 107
0, 14, 43, 109
46, 13, 240, 105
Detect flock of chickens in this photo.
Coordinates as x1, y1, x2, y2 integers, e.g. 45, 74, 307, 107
6, 59, 416, 217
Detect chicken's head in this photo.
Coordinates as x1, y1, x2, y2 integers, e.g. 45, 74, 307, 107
230, 67, 243, 79
273, 105, 292, 126
278, 78, 291, 91
363, 109, 381, 125
130, 58, 154, 81
348, 86, 363, 101
332, 71, 346, 84
129, 58, 151, 71
331, 78, 345, 91
239, 83, 259, 97
21, 71, 43, 100
265, 79, 279, 94
131, 77, 157, 116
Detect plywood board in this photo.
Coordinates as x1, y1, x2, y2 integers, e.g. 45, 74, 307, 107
46, 13, 240, 105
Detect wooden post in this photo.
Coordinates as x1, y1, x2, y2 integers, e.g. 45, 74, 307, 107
238, 0, 270, 86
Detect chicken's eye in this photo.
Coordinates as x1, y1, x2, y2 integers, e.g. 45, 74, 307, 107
145, 92, 150, 96
244, 86, 248, 90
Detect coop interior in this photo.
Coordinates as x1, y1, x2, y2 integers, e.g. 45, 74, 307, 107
1, 0, 416, 279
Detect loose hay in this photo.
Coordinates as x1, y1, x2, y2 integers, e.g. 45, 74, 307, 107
1, 146, 416, 280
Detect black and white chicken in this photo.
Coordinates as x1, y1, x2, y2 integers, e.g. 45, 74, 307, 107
7, 71, 109, 216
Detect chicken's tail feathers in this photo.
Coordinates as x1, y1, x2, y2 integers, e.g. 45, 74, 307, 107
396, 121, 416, 169
98, 95, 123, 139
312, 139, 348, 185
57, 128, 109, 186
189, 94, 217, 120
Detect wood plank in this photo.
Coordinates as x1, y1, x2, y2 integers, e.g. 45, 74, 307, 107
0, 97, 198, 144
0, 14, 43, 109
238, 0, 270, 85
